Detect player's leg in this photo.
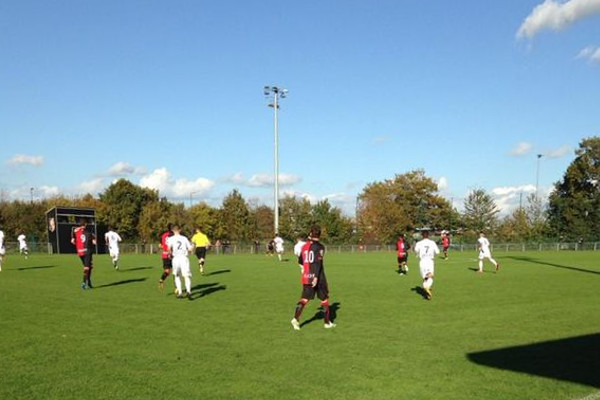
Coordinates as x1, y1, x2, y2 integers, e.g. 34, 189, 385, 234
291, 298, 308, 330
487, 254, 499, 271
182, 258, 192, 299
318, 285, 336, 328
478, 252, 484, 273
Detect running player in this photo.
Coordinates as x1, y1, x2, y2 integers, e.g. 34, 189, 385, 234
414, 230, 440, 300
291, 225, 336, 330
396, 233, 409, 275
167, 225, 194, 300
441, 231, 450, 260
104, 227, 122, 269
274, 233, 284, 262
71, 219, 97, 289
477, 232, 500, 273
17, 233, 28, 259
0, 228, 5, 271
293, 235, 307, 273
158, 224, 174, 292
191, 227, 211, 275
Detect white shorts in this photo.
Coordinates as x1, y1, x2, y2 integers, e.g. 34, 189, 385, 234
109, 247, 120, 258
275, 245, 284, 253
479, 249, 492, 260
0, 247, 5, 256
419, 259, 434, 279
172, 256, 191, 278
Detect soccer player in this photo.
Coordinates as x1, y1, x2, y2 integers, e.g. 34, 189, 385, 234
477, 232, 500, 273
441, 231, 450, 260
274, 233, 284, 262
291, 225, 336, 330
71, 219, 97, 290
0, 227, 5, 272
293, 235, 307, 273
104, 227, 122, 269
191, 227, 211, 275
167, 225, 194, 300
17, 233, 29, 259
158, 224, 174, 292
266, 239, 275, 256
414, 230, 440, 300
396, 233, 409, 275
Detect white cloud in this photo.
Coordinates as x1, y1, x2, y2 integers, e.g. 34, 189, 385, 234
9, 185, 59, 200
509, 142, 534, 156
323, 192, 357, 215
107, 161, 147, 177
577, 45, 600, 63
7, 154, 44, 167
232, 173, 302, 188
437, 177, 449, 192
545, 145, 573, 158
491, 184, 536, 196
226, 172, 246, 185
139, 168, 215, 198
517, 0, 600, 39
77, 178, 106, 194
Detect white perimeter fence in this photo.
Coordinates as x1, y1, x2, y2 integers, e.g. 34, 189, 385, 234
3, 241, 598, 255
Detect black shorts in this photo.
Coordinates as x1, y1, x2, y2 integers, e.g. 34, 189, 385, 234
195, 247, 207, 260
397, 255, 408, 264
79, 254, 93, 268
162, 258, 172, 269
443, 246, 449, 251
297, 255, 303, 265
301, 282, 329, 301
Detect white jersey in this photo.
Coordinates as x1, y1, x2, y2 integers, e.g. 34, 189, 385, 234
293, 240, 306, 257
0, 230, 4, 250
274, 236, 284, 252
167, 234, 193, 258
105, 231, 122, 249
17, 234, 27, 249
478, 237, 490, 252
414, 238, 440, 260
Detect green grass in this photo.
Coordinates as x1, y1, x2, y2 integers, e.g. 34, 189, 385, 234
0, 249, 599, 399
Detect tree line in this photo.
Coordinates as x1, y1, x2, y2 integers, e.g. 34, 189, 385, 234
1, 137, 598, 245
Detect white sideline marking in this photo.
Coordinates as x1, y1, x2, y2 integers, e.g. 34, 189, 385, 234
574, 391, 600, 400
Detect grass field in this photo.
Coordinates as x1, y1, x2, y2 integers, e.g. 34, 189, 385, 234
1, 249, 599, 400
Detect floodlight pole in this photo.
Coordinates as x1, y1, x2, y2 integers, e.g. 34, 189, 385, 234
536, 154, 543, 200
265, 85, 287, 234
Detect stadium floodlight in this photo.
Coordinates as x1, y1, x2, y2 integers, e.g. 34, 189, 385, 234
536, 154, 543, 200
264, 85, 288, 234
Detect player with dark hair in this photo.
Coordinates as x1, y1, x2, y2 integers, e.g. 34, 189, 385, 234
414, 230, 440, 300
291, 225, 336, 330
396, 233, 410, 275
71, 219, 97, 290
158, 224, 174, 292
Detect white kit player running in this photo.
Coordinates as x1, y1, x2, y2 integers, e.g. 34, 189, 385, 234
0, 228, 5, 271
167, 225, 194, 300
17, 233, 28, 259
414, 230, 440, 300
104, 227, 122, 269
293, 236, 306, 272
274, 234, 284, 262
477, 232, 500, 273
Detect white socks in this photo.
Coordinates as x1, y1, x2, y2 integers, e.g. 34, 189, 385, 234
184, 276, 191, 294
174, 276, 182, 295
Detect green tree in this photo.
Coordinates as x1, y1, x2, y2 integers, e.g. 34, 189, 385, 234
98, 179, 159, 240
311, 199, 354, 243
219, 189, 251, 241
462, 188, 499, 234
278, 195, 313, 240
249, 204, 274, 241
137, 199, 173, 244
548, 137, 600, 240
188, 202, 219, 239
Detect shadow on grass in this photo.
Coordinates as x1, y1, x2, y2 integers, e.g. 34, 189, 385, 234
506, 255, 600, 276
410, 286, 429, 300
190, 282, 227, 298
121, 266, 154, 272
467, 267, 489, 273
468, 333, 600, 388
94, 278, 148, 288
205, 269, 231, 276
300, 302, 341, 327
17, 265, 56, 271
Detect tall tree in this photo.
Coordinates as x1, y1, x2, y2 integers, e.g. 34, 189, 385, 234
462, 188, 499, 233
249, 204, 275, 241
548, 137, 600, 240
357, 170, 455, 244
311, 199, 354, 243
278, 195, 313, 240
219, 189, 251, 241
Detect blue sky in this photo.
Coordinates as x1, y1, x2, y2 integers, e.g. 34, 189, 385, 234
1, 0, 599, 215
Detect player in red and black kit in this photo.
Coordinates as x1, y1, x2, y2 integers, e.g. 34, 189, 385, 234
158, 224, 174, 292
442, 231, 450, 260
396, 233, 410, 275
71, 219, 97, 290
291, 225, 336, 330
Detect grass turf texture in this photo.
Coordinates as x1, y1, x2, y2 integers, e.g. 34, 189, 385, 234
0, 250, 599, 400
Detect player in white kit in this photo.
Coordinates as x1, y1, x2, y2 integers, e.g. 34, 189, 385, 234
414, 230, 440, 300
477, 232, 500, 273
274, 234, 284, 262
104, 227, 122, 270
0, 228, 5, 271
17, 233, 28, 259
167, 225, 194, 300
293, 235, 306, 272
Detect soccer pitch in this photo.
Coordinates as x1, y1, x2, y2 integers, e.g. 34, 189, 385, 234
1, 250, 598, 400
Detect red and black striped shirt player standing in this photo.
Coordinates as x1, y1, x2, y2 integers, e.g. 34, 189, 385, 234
71, 218, 97, 290
158, 224, 174, 292
291, 225, 336, 330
